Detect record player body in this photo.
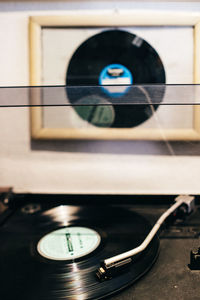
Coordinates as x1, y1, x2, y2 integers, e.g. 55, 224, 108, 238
0, 193, 200, 300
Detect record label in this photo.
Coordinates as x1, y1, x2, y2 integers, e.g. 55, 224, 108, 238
99, 63, 133, 97
37, 226, 101, 260
74, 95, 115, 127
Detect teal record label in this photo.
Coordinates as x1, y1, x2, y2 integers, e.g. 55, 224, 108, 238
37, 226, 101, 260
74, 96, 115, 127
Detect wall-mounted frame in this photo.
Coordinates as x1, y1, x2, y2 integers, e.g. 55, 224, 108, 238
29, 11, 200, 140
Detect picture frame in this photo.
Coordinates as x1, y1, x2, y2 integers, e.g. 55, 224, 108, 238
29, 11, 200, 140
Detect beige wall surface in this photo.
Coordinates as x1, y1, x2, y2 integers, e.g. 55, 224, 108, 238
1, 4, 200, 195
1, 2, 200, 12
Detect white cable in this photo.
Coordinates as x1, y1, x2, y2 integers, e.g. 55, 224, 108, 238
138, 86, 175, 156
104, 198, 186, 267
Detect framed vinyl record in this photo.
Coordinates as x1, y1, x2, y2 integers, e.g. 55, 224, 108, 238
29, 12, 200, 140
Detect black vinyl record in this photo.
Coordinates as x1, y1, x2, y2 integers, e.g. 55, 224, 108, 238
0, 204, 159, 300
66, 29, 166, 128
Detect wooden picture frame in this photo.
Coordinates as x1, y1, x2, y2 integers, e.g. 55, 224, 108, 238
29, 11, 200, 140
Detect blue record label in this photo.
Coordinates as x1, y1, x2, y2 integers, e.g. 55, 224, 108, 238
99, 63, 133, 97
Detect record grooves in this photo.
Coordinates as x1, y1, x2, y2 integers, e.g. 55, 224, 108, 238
0, 204, 159, 300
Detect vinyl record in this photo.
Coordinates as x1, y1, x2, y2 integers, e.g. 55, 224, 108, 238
0, 204, 159, 300
66, 29, 166, 128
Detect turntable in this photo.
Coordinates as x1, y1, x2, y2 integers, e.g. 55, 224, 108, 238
1, 85, 200, 299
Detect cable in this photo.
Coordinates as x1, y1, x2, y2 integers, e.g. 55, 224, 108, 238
138, 86, 175, 156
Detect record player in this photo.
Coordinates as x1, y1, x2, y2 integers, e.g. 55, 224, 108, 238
1, 85, 200, 300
